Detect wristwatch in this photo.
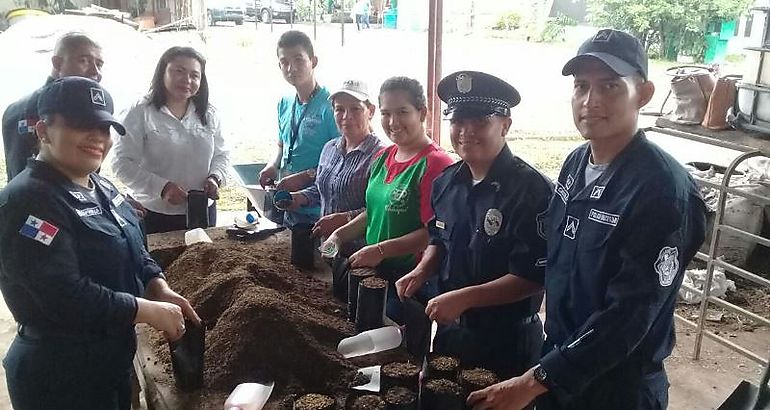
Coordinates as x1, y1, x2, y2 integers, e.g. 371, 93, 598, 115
533, 365, 550, 388
208, 174, 221, 187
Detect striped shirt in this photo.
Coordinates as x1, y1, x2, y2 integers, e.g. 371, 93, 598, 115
299, 133, 386, 217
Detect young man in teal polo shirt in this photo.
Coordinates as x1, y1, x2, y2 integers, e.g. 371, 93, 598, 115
259, 30, 340, 226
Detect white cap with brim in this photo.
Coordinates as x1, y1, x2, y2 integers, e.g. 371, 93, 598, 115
329, 79, 370, 102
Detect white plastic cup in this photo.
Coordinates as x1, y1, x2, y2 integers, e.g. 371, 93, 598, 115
337, 326, 402, 358
223, 382, 274, 410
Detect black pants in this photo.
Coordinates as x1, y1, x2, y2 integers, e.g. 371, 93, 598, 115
434, 315, 543, 380
144, 203, 217, 234
4, 333, 135, 410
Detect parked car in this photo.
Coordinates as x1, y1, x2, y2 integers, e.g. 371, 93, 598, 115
244, 0, 257, 20
207, 0, 245, 25
255, 0, 296, 23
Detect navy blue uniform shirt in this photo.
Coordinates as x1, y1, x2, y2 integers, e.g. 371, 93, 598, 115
0, 159, 163, 337
539, 131, 707, 406
429, 144, 552, 330
1, 77, 53, 182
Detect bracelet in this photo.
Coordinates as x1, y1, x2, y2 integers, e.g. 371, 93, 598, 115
376, 243, 386, 257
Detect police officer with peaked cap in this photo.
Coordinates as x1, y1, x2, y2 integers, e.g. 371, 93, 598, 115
467, 29, 707, 410
397, 71, 553, 379
0, 77, 200, 409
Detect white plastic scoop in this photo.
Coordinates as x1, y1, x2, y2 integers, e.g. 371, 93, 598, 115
223, 381, 274, 410
337, 326, 402, 358
185, 228, 213, 246
351, 366, 381, 392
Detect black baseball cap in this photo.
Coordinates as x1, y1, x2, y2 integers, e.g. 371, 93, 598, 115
437, 71, 520, 120
562, 29, 648, 80
37, 76, 126, 135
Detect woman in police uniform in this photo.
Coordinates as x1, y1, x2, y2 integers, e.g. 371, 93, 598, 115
397, 71, 551, 380
0, 77, 200, 409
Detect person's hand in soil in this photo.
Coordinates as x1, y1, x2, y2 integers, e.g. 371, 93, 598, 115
395, 267, 428, 301
349, 243, 385, 268
125, 196, 147, 219
145, 278, 202, 326
203, 176, 220, 200
135, 298, 187, 342
161, 181, 187, 206
425, 290, 471, 324
259, 164, 278, 188
276, 170, 312, 192
467, 367, 547, 410
312, 212, 349, 238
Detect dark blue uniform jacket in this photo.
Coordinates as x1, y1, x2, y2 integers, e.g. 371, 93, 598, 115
539, 131, 707, 408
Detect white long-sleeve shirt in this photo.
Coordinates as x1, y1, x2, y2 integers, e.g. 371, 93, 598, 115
110, 98, 230, 215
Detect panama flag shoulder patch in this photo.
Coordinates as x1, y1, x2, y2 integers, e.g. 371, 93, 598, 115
19, 215, 59, 246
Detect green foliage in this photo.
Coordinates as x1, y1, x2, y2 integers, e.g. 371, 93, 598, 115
294, 0, 326, 21
588, 0, 751, 62
492, 11, 522, 31
538, 13, 578, 43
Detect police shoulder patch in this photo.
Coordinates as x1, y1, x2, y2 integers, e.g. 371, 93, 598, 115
19, 215, 59, 246
484, 208, 503, 236
655, 246, 680, 287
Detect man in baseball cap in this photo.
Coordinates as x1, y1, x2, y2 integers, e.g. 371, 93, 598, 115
397, 71, 552, 379
468, 30, 706, 410
562, 28, 648, 80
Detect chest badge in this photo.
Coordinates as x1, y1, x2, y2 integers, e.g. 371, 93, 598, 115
17, 119, 28, 134
484, 208, 503, 236
655, 246, 680, 287
435, 220, 446, 230
69, 191, 88, 202
563, 215, 579, 240
111, 209, 128, 227
590, 185, 606, 199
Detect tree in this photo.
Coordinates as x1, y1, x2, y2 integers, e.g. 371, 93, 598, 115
588, 0, 751, 61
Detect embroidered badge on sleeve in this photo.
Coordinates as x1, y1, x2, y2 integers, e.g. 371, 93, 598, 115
19, 215, 59, 246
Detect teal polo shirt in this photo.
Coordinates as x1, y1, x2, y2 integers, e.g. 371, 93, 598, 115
277, 85, 339, 217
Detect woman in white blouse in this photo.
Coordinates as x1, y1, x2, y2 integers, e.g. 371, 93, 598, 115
111, 46, 229, 234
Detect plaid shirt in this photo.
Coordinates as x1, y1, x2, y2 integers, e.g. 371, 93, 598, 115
299, 133, 386, 217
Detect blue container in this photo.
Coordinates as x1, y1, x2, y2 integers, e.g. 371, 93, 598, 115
383, 10, 397, 29
273, 190, 293, 210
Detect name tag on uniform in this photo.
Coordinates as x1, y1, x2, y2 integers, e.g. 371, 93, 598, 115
435, 220, 446, 230
588, 208, 619, 226
75, 207, 102, 217
112, 194, 125, 208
